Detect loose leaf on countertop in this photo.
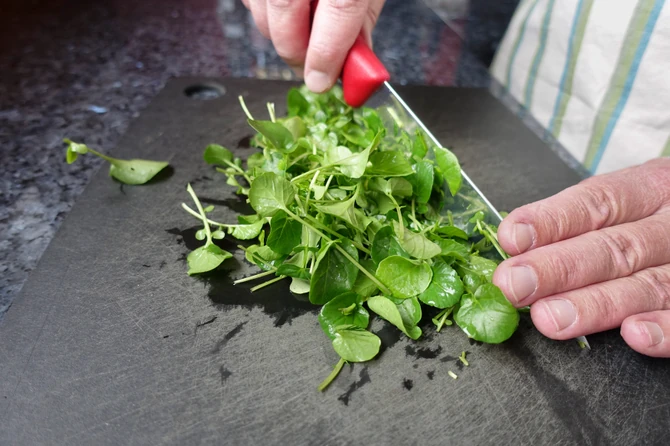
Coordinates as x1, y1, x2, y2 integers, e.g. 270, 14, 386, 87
64, 139, 169, 185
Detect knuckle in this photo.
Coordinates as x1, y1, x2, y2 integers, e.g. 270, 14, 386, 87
598, 230, 643, 277
365, 5, 381, 24
645, 158, 670, 203
268, 0, 293, 8
579, 183, 619, 229
326, 0, 366, 14
637, 267, 670, 310
308, 41, 342, 66
584, 286, 619, 327
544, 246, 580, 289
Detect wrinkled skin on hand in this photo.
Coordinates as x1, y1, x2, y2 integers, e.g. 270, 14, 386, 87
493, 158, 670, 357
242, 0, 386, 92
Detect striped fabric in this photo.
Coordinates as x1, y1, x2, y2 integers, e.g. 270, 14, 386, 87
491, 0, 670, 174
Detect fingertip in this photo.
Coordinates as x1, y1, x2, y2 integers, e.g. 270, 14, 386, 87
497, 218, 520, 255
305, 70, 334, 93
530, 301, 576, 341
498, 214, 535, 255
621, 315, 669, 358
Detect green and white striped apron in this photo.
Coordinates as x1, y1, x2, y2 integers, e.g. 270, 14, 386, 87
490, 0, 670, 174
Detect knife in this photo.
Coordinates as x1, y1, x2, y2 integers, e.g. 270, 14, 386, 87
338, 37, 591, 350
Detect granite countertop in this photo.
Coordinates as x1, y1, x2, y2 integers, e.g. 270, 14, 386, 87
0, 0, 520, 319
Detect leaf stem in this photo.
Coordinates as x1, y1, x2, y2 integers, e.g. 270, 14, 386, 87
233, 270, 276, 284
267, 102, 276, 122
283, 208, 391, 295
434, 307, 454, 332
298, 203, 371, 255
239, 95, 254, 120
217, 159, 253, 184
476, 221, 509, 260
83, 146, 117, 164
317, 358, 346, 392
186, 184, 213, 245
250, 275, 286, 292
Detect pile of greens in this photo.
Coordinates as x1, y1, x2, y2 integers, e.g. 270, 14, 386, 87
180, 85, 520, 390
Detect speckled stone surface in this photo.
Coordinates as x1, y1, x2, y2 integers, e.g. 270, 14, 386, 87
0, 0, 517, 319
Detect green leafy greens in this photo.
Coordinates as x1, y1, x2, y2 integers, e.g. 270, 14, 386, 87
179, 85, 519, 391
64, 139, 169, 185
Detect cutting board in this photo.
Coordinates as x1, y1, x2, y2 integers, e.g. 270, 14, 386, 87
1, 78, 668, 446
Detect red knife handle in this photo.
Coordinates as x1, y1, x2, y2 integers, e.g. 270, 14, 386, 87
341, 35, 391, 108
309, 0, 390, 107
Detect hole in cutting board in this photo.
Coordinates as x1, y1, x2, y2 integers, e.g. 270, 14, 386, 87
184, 83, 226, 100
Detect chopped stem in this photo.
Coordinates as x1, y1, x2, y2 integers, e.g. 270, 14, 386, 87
239, 95, 254, 120
317, 358, 346, 392
435, 307, 454, 332
186, 184, 213, 245
218, 159, 252, 184
233, 270, 275, 284
387, 194, 404, 240
182, 203, 262, 231
84, 146, 117, 164
458, 351, 469, 366
267, 102, 276, 122
476, 221, 509, 260
250, 275, 286, 292
283, 208, 391, 295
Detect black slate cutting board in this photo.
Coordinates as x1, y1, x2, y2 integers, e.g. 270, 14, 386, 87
1, 78, 668, 446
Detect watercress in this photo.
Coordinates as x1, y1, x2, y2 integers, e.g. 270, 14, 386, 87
177, 85, 521, 391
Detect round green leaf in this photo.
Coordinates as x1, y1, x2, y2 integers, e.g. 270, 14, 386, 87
309, 241, 359, 305
266, 211, 302, 255
248, 172, 295, 217
392, 221, 441, 260
319, 292, 369, 340
371, 225, 408, 265
332, 326, 381, 362
109, 159, 169, 185
454, 284, 519, 344
187, 244, 233, 275
367, 295, 422, 340
376, 256, 432, 298
418, 259, 464, 309
203, 144, 233, 165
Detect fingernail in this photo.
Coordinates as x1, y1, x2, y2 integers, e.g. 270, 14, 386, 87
637, 321, 664, 347
305, 70, 331, 93
542, 299, 577, 332
508, 266, 537, 303
512, 223, 535, 252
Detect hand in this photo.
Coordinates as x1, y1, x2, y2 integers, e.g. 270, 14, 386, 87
241, 0, 385, 92
492, 158, 670, 357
